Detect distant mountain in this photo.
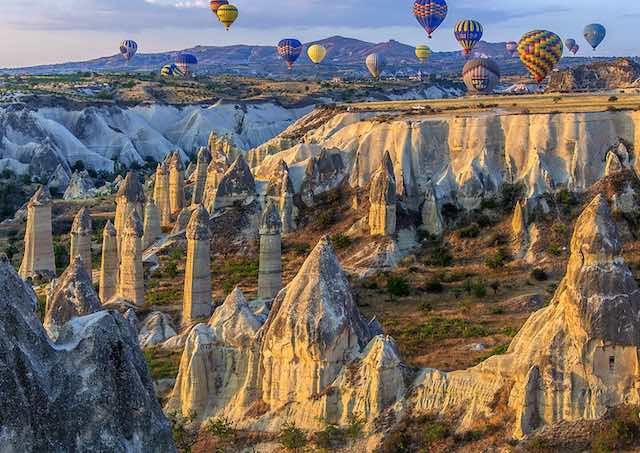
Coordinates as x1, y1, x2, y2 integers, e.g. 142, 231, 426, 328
0, 35, 620, 77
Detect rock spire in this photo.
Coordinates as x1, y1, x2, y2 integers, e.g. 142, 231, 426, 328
118, 211, 145, 306
182, 205, 212, 325
154, 162, 172, 227
258, 201, 282, 300
369, 152, 397, 236
69, 207, 93, 276
168, 152, 185, 217
114, 171, 145, 251
99, 220, 118, 303
143, 200, 162, 249
191, 147, 210, 205
19, 186, 56, 280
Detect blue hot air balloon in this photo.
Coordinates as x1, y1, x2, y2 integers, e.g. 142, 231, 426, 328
454, 20, 483, 57
584, 24, 606, 50
176, 54, 198, 75
120, 40, 138, 61
413, 0, 448, 39
277, 39, 303, 70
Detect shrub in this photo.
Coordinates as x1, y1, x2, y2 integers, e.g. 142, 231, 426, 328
205, 416, 236, 444
430, 247, 453, 267
592, 406, 640, 453
424, 279, 444, 293
500, 183, 526, 212
290, 242, 311, 256
163, 260, 178, 278
279, 421, 307, 451
457, 224, 480, 239
423, 419, 450, 445
546, 244, 563, 257
485, 247, 511, 269
315, 423, 346, 450
472, 279, 487, 298
387, 276, 410, 298
330, 233, 351, 250
531, 268, 548, 281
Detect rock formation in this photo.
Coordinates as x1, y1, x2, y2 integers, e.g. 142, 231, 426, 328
211, 155, 256, 210
191, 147, 210, 205
153, 162, 172, 227
69, 207, 93, 276
300, 149, 345, 207
168, 152, 186, 217
44, 256, 102, 340
63, 170, 97, 200
118, 211, 145, 306
548, 58, 640, 91
139, 311, 178, 349
19, 186, 56, 280
115, 171, 145, 251
258, 202, 282, 300
99, 220, 118, 303
143, 200, 162, 249
420, 182, 444, 237
265, 160, 297, 233
182, 205, 212, 326
369, 153, 397, 236
48, 164, 71, 194
0, 256, 176, 452
511, 200, 529, 257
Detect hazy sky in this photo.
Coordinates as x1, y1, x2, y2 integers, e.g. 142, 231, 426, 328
0, 0, 637, 67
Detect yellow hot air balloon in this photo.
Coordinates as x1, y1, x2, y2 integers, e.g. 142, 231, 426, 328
307, 44, 327, 65
415, 45, 432, 63
217, 4, 238, 30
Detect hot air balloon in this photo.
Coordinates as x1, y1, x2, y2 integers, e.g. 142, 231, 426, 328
571, 44, 580, 55
506, 41, 517, 57
454, 20, 483, 57
277, 39, 303, 70
413, 0, 448, 39
366, 53, 386, 79
176, 54, 198, 76
120, 40, 138, 61
161, 63, 185, 78
217, 4, 238, 30
584, 24, 606, 50
565, 39, 577, 52
462, 59, 500, 93
518, 30, 563, 84
210, 0, 228, 16
308, 44, 327, 65
415, 45, 432, 63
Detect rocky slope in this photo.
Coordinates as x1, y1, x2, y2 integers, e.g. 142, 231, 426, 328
0, 100, 311, 179
0, 255, 176, 451
548, 58, 640, 91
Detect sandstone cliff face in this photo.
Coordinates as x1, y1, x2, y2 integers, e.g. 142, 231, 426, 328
299, 149, 346, 207
0, 257, 176, 452
548, 58, 640, 91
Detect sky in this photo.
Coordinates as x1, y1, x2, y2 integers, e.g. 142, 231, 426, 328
0, 0, 638, 68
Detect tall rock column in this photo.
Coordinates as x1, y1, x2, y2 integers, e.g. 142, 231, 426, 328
182, 205, 212, 326
118, 211, 145, 306
69, 207, 93, 276
154, 162, 172, 228
168, 152, 186, 218
369, 152, 397, 236
99, 220, 118, 303
191, 148, 210, 205
143, 200, 162, 249
266, 160, 297, 234
20, 186, 56, 280
258, 202, 282, 300
115, 171, 145, 251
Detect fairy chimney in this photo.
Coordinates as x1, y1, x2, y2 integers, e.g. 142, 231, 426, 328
143, 200, 162, 249
202, 148, 231, 212
212, 155, 256, 210
369, 152, 397, 236
118, 211, 145, 306
192, 147, 211, 205
258, 201, 282, 300
99, 220, 118, 303
115, 171, 145, 251
266, 160, 297, 234
183, 205, 212, 326
19, 186, 56, 280
154, 162, 172, 227
69, 207, 93, 276
168, 152, 186, 217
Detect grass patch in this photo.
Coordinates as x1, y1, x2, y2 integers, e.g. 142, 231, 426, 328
144, 347, 181, 380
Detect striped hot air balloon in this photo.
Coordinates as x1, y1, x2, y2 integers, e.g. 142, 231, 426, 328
120, 40, 138, 61
506, 41, 517, 57
518, 30, 563, 84
307, 44, 327, 65
176, 54, 198, 76
161, 64, 185, 78
365, 53, 386, 79
277, 39, 303, 70
413, 0, 448, 39
217, 4, 238, 30
415, 45, 432, 63
462, 59, 500, 93
454, 20, 483, 57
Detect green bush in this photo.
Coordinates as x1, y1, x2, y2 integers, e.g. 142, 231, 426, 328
424, 279, 444, 293
163, 260, 178, 278
430, 247, 453, 267
315, 423, 346, 450
205, 416, 236, 444
279, 422, 307, 451
413, 317, 489, 341
485, 247, 511, 269
330, 233, 351, 250
387, 276, 410, 298
457, 224, 480, 239
546, 243, 563, 257
423, 419, 449, 445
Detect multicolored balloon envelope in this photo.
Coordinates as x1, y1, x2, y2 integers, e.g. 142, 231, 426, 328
307, 44, 327, 64
120, 40, 138, 61
217, 4, 238, 30
161, 63, 185, 78
462, 59, 500, 93
176, 54, 198, 76
209, 0, 228, 15
413, 0, 448, 39
365, 53, 386, 79
454, 20, 483, 56
415, 45, 432, 63
506, 41, 517, 57
277, 39, 303, 70
517, 30, 563, 83
584, 24, 606, 50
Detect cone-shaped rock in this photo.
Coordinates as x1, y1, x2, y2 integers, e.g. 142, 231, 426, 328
421, 182, 444, 237
182, 205, 212, 326
154, 162, 172, 228
300, 149, 345, 207
258, 201, 282, 300
511, 200, 528, 257
99, 220, 118, 303
266, 160, 297, 233
212, 155, 256, 210
209, 287, 261, 346
118, 211, 145, 306
369, 152, 397, 236
143, 200, 162, 249
69, 207, 93, 276
115, 171, 145, 251
44, 256, 102, 340
168, 152, 186, 217
19, 186, 56, 280
191, 147, 210, 205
